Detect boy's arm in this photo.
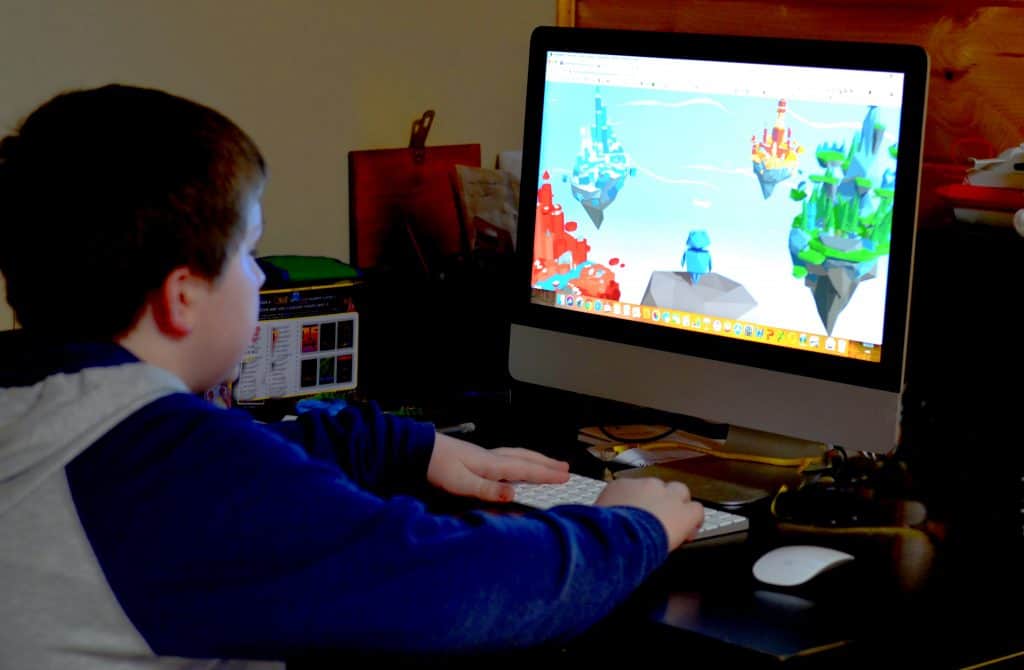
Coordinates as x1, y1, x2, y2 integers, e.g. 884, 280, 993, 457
262, 402, 435, 495
67, 394, 669, 660
270, 409, 571, 503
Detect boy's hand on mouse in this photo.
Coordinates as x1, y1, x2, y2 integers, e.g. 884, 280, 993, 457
427, 433, 570, 503
595, 478, 704, 551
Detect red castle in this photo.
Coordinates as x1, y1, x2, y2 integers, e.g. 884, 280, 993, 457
532, 171, 620, 300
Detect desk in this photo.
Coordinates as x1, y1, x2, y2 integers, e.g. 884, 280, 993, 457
288, 488, 1024, 669
286, 397, 1024, 669
558, 539, 1024, 669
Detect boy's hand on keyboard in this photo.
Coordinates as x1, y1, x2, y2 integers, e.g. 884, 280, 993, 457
428, 433, 570, 503
596, 478, 705, 551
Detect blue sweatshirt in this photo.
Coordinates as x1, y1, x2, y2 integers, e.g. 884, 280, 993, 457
0, 335, 669, 668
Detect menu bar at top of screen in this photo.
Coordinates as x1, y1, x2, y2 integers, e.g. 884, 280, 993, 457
545, 51, 905, 108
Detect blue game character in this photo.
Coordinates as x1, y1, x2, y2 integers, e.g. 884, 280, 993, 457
681, 229, 711, 283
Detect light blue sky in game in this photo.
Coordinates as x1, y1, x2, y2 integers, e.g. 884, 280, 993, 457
537, 81, 904, 343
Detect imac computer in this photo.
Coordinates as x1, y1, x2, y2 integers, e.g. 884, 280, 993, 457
509, 26, 929, 455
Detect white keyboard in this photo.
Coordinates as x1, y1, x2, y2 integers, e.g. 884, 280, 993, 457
512, 473, 749, 542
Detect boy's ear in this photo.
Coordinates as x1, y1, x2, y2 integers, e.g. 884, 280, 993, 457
152, 266, 208, 337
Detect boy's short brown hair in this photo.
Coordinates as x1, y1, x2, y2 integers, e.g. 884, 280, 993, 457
0, 84, 265, 338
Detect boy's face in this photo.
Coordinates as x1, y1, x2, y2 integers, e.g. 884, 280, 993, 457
192, 186, 266, 390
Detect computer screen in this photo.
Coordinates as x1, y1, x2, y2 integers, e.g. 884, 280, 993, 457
509, 27, 928, 454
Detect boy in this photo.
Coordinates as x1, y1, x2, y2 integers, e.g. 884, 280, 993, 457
0, 85, 704, 669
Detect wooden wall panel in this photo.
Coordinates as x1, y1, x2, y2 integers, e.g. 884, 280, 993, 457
556, 0, 1024, 226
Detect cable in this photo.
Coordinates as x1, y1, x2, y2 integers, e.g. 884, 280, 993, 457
585, 423, 829, 470
625, 439, 824, 470
598, 424, 677, 443
599, 424, 828, 468
769, 481, 931, 540
773, 521, 931, 541
585, 421, 835, 473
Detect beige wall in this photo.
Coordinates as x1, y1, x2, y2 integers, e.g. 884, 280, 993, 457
0, 0, 555, 330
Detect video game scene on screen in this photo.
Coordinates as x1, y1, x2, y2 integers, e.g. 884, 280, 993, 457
531, 83, 902, 361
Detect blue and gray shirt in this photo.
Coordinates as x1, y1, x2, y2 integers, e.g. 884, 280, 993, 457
0, 335, 668, 668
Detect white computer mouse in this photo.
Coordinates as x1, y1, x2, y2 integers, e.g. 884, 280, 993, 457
751, 544, 855, 587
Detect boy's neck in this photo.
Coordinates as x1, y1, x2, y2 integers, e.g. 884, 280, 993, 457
116, 312, 198, 392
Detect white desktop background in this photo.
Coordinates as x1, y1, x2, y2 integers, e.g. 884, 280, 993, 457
0, 0, 555, 330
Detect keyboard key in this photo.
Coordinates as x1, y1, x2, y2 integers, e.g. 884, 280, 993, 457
512, 473, 749, 542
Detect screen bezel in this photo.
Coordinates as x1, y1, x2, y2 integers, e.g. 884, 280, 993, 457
513, 26, 928, 394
